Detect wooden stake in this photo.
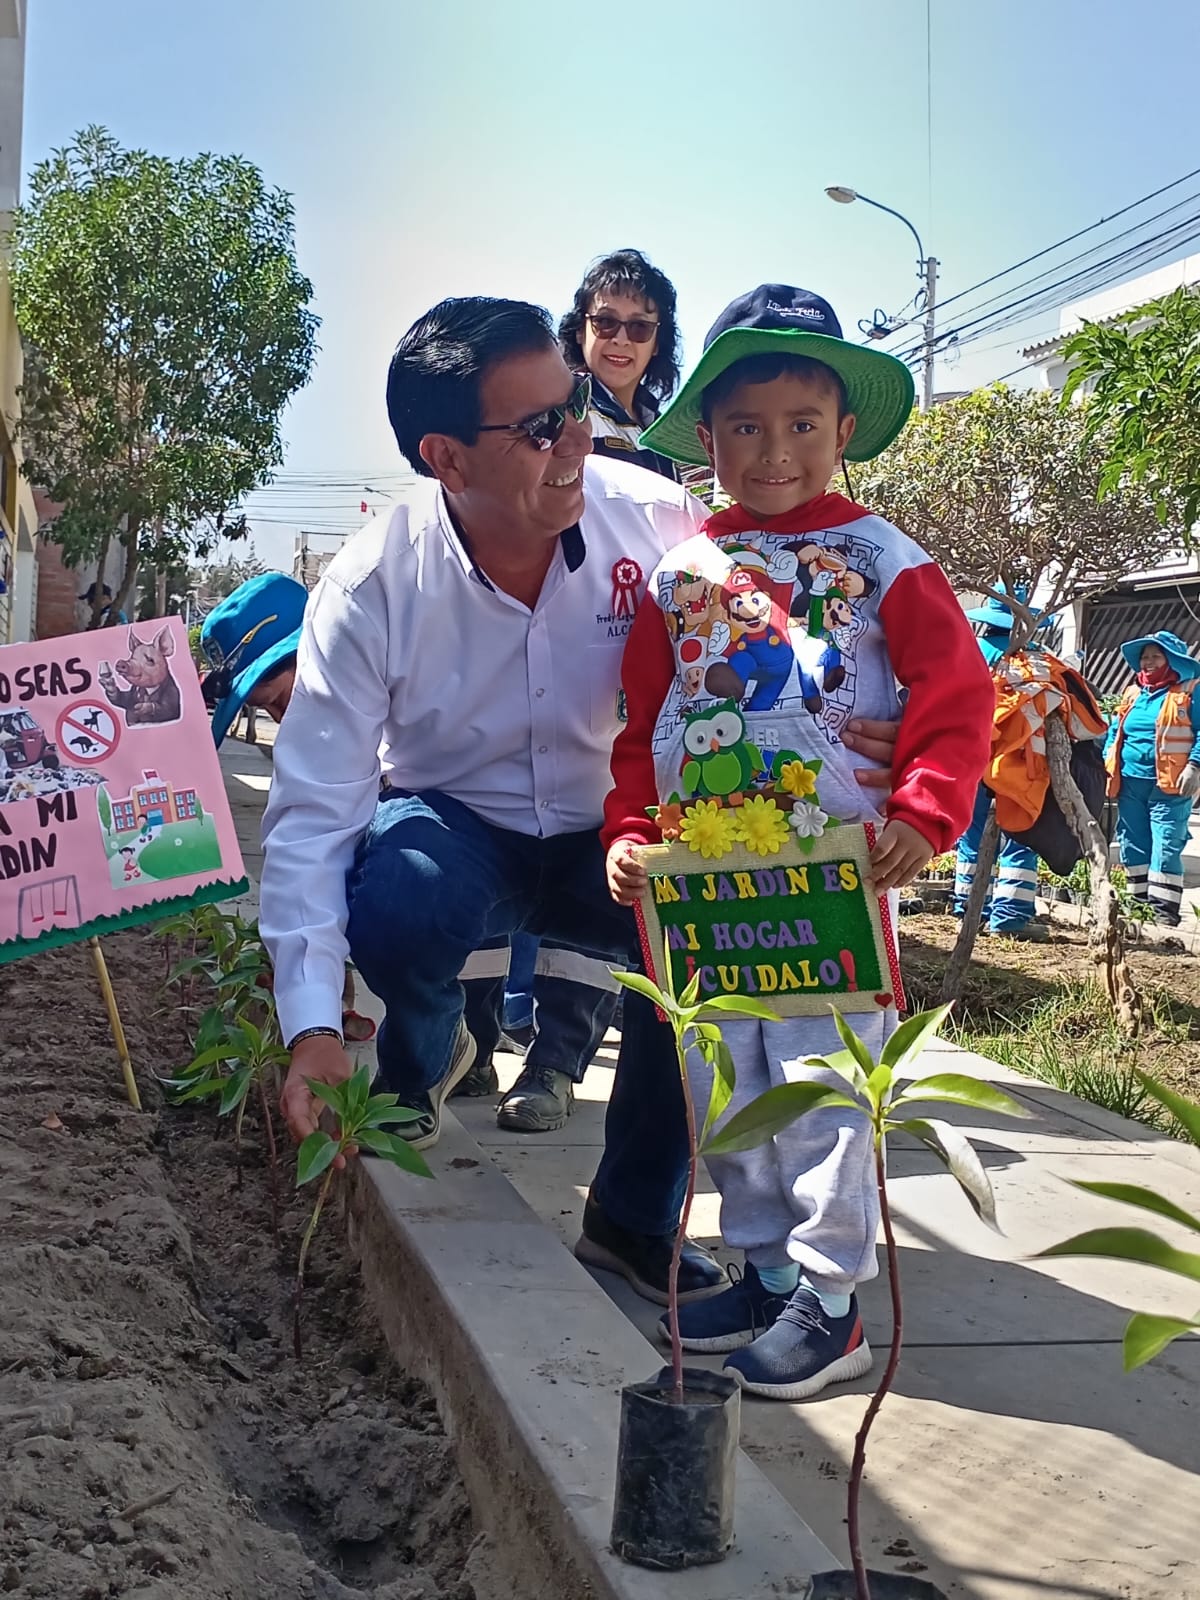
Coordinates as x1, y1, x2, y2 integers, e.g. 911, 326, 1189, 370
88, 936, 142, 1110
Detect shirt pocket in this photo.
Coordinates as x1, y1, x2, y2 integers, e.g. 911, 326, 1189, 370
587, 643, 628, 737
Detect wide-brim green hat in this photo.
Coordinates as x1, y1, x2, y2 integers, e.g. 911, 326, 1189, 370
640, 284, 915, 467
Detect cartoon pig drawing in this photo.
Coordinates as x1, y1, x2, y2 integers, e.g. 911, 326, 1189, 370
99, 627, 182, 726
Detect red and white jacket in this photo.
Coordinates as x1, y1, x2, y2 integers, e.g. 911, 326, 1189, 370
602, 493, 993, 855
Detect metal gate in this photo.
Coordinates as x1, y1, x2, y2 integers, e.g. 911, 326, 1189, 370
1081, 581, 1200, 699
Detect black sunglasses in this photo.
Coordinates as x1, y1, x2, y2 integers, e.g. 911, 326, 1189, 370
586, 312, 659, 344
477, 374, 592, 452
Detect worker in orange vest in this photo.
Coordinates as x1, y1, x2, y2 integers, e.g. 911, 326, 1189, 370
1104, 630, 1200, 928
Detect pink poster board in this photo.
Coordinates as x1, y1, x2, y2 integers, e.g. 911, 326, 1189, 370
0, 616, 246, 963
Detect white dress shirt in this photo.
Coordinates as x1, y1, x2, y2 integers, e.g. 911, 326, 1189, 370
260, 455, 706, 1042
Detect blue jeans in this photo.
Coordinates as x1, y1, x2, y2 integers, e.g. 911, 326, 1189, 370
345, 790, 688, 1234
954, 784, 1038, 932
503, 931, 539, 1031
1115, 776, 1193, 923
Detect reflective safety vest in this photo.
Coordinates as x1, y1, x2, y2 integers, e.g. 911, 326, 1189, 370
1105, 680, 1200, 797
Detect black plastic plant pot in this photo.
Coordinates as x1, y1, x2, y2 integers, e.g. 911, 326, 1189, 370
808, 1571, 949, 1599
611, 1365, 739, 1570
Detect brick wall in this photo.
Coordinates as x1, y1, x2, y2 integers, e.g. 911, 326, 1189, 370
34, 535, 83, 639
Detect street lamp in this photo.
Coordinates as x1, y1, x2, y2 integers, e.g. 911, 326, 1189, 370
824, 185, 938, 411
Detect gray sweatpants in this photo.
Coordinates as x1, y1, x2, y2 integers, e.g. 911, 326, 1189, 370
688, 1009, 897, 1298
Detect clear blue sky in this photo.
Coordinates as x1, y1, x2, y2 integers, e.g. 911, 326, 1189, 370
24, 0, 1200, 569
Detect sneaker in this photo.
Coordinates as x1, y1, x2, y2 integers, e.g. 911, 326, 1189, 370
500, 1021, 535, 1053
393, 1021, 477, 1151
496, 1063, 574, 1132
449, 1052, 500, 1099
574, 1192, 728, 1307
656, 1262, 787, 1353
723, 1285, 872, 1400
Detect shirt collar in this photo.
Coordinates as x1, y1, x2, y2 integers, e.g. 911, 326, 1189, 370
436, 490, 586, 585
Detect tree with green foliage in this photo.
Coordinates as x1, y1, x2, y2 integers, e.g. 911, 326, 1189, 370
1062, 284, 1200, 526
96, 787, 112, 836
9, 126, 319, 627
856, 386, 1184, 1032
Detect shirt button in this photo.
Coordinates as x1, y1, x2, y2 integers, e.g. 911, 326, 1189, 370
540, 800, 549, 809
539, 744, 548, 753
536, 688, 546, 697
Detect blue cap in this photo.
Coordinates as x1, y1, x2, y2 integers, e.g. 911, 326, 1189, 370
200, 572, 308, 746
1120, 629, 1199, 682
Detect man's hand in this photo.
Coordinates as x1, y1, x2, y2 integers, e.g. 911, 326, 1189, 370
1179, 763, 1200, 800
844, 717, 899, 793
280, 1032, 355, 1168
869, 819, 934, 895
607, 840, 649, 906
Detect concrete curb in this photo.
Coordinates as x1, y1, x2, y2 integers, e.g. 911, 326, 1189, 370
348, 1112, 839, 1600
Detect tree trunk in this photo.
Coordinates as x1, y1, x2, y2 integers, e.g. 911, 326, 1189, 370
938, 806, 998, 1005
111, 521, 140, 628
155, 568, 168, 617
86, 531, 112, 630
1045, 713, 1142, 1037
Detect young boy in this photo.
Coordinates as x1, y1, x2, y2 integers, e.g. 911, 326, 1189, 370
602, 286, 993, 1399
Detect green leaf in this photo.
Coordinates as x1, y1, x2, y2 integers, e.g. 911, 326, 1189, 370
803, 1047, 869, 1094
832, 1009, 876, 1082
1066, 1180, 1200, 1236
347, 1064, 372, 1121
1134, 1070, 1200, 1146
185, 1043, 236, 1072
1122, 1311, 1200, 1371
307, 1077, 351, 1115
219, 1068, 252, 1115
374, 1131, 434, 1178
296, 1131, 338, 1186
892, 1117, 1001, 1231
174, 1075, 228, 1103
894, 1073, 1030, 1120
612, 969, 674, 1013
698, 994, 783, 1022
866, 1062, 893, 1109
701, 1082, 863, 1157
700, 1037, 737, 1145
679, 971, 702, 1009
1037, 1227, 1200, 1284
879, 1005, 953, 1078
362, 1102, 423, 1130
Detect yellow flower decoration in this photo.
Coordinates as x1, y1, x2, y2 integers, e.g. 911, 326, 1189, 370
734, 794, 791, 856
778, 760, 818, 800
679, 799, 738, 859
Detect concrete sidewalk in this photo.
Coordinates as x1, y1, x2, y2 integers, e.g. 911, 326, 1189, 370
220, 740, 1200, 1599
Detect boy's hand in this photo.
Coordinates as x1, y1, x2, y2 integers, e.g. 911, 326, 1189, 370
844, 717, 899, 793
869, 819, 933, 895
607, 841, 649, 906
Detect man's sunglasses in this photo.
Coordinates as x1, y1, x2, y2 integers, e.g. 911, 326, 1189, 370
477, 373, 592, 452
586, 313, 659, 344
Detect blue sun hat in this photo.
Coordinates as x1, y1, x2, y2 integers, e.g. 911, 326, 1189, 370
200, 572, 308, 746
1120, 629, 1200, 682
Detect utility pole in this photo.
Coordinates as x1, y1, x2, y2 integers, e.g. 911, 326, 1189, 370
922, 255, 939, 411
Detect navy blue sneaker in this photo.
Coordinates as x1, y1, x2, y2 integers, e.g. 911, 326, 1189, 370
656, 1262, 788, 1354
723, 1284, 872, 1399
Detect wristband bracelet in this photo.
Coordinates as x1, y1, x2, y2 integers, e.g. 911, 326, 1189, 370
288, 1025, 344, 1051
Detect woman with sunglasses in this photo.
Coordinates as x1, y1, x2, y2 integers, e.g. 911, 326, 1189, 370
558, 248, 682, 481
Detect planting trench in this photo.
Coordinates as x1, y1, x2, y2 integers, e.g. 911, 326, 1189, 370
0, 930, 501, 1600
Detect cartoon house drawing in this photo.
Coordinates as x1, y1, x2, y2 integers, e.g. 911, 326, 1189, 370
109, 769, 199, 832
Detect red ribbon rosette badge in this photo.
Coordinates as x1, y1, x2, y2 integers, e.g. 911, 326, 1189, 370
611, 557, 644, 620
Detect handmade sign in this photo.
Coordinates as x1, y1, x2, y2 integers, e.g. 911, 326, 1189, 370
634, 820, 903, 1017
0, 617, 246, 964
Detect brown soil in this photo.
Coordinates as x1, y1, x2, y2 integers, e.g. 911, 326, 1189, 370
0, 929, 486, 1600
899, 909, 1200, 1106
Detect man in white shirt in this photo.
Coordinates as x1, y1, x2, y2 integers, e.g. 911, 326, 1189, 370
261, 294, 898, 1305
261, 296, 729, 1303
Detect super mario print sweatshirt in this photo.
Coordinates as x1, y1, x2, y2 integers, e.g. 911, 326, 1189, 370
601, 491, 993, 856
